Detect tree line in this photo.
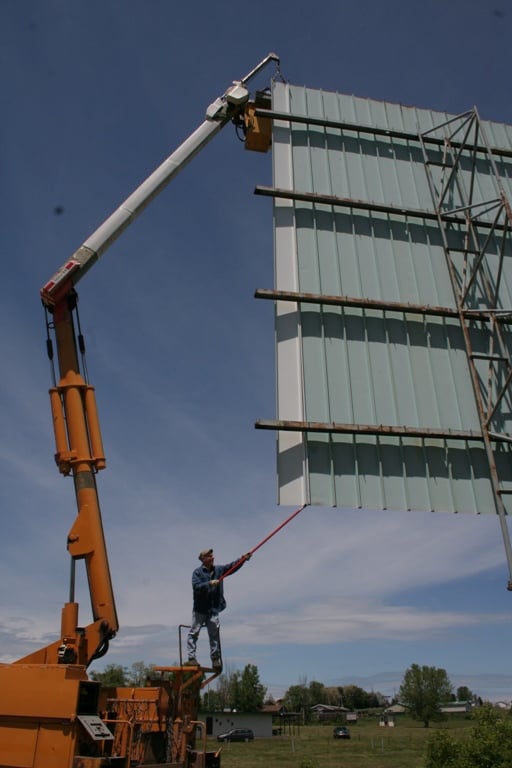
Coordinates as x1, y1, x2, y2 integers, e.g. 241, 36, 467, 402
89, 661, 268, 712
90, 660, 478, 725
88, 661, 512, 767
89, 662, 383, 715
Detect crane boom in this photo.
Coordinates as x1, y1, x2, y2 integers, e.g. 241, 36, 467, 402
35, 50, 278, 670
0, 52, 279, 768
41, 51, 279, 307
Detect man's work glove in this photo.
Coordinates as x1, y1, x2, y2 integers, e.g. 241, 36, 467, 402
209, 579, 220, 587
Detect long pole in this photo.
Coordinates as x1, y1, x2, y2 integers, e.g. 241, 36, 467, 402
219, 504, 306, 581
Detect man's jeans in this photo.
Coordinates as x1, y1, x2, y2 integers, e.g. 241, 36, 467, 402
187, 611, 221, 660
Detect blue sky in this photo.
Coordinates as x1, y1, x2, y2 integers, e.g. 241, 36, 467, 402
1, 0, 512, 704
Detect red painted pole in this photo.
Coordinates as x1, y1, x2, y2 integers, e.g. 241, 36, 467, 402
218, 504, 307, 581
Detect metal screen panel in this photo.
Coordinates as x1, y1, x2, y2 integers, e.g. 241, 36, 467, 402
259, 81, 512, 519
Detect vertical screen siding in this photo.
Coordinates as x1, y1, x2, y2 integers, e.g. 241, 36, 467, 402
271, 82, 512, 513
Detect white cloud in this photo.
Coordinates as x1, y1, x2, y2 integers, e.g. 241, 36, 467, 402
222, 599, 510, 645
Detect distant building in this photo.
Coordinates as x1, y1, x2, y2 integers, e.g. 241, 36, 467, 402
384, 704, 406, 715
198, 710, 273, 738
310, 703, 351, 721
440, 701, 472, 714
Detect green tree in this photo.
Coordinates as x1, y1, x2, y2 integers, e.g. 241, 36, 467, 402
237, 664, 267, 711
89, 661, 155, 687
324, 686, 343, 706
308, 681, 326, 707
211, 664, 238, 711
90, 663, 129, 686
230, 671, 242, 710
398, 663, 453, 727
340, 684, 379, 710
202, 686, 225, 712
127, 661, 154, 686
456, 685, 473, 702
424, 730, 460, 768
282, 679, 332, 722
425, 706, 512, 768
202, 663, 266, 712
283, 680, 309, 718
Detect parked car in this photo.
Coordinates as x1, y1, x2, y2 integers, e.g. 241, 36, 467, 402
217, 728, 254, 742
333, 726, 351, 739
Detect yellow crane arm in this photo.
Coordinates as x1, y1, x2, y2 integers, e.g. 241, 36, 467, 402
29, 53, 279, 668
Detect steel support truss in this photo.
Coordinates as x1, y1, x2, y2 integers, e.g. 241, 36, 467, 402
419, 108, 512, 585
255, 106, 512, 585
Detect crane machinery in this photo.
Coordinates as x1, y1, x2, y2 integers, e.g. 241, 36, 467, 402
0, 53, 279, 768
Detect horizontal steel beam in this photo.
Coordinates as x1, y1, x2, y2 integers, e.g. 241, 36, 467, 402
255, 184, 438, 220
254, 186, 507, 231
255, 108, 512, 159
255, 287, 471, 319
255, 418, 489, 441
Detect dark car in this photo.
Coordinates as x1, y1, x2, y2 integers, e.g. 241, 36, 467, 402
333, 726, 351, 739
217, 728, 254, 743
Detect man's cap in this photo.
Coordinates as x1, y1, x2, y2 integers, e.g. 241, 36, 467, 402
198, 548, 213, 561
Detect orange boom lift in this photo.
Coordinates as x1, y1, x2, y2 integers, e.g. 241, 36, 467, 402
0, 53, 279, 768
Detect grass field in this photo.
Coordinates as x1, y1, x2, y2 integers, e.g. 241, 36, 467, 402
209, 719, 473, 768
